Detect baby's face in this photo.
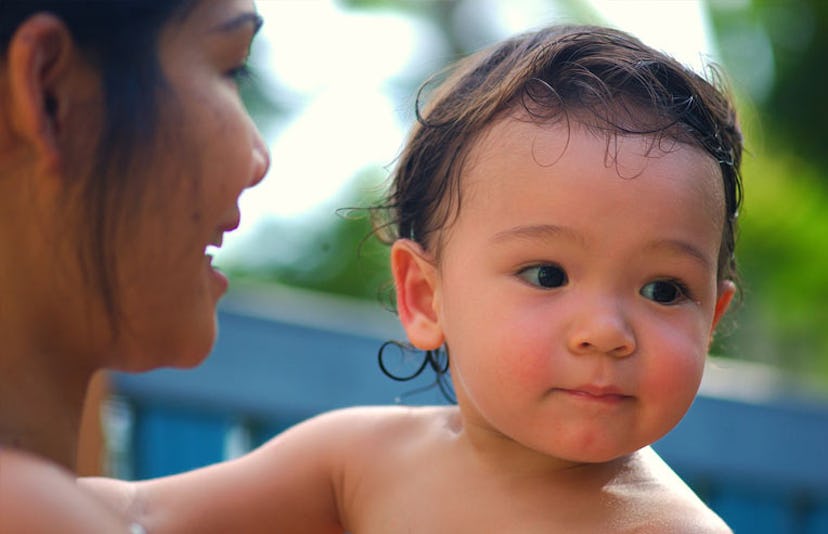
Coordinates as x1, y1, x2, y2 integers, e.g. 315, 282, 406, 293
431, 117, 733, 464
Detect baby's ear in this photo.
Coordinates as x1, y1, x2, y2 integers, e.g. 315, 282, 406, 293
391, 239, 445, 350
710, 280, 736, 337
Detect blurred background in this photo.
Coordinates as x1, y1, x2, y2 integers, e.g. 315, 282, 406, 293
220, 0, 828, 387
82, 1, 828, 532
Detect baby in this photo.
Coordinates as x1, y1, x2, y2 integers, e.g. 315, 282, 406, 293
86, 24, 741, 533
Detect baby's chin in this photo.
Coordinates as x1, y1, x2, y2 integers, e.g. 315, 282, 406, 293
546, 438, 653, 467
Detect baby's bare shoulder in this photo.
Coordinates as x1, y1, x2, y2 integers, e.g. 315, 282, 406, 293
607, 448, 732, 533
260, 404, 455, 470
625, 495, 731, 534
308, 404, 456, 446
626, 498, 731, 534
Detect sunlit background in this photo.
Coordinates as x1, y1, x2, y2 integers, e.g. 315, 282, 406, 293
216, 0, 828, 389
228, 0, 715, 224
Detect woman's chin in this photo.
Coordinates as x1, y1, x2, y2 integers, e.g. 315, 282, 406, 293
111, 317, 218, 372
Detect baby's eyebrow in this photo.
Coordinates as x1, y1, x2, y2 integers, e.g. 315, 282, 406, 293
490, 225, 713, 268
490, 224, 584, 245
642, 238, 713, 270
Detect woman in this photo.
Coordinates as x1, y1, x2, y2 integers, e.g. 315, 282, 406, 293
0, 0, 269, 531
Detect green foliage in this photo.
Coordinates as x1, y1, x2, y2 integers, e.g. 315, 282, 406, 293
750, 1, 826, 171
707, 0, 828, 383
728, 144, 828, 378
227, 171, 392, 304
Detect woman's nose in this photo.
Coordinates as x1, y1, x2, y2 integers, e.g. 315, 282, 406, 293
566, 298, 636, 358
248, 129, 270, 189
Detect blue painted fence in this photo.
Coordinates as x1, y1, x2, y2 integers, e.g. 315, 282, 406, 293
109, 284, 828, 534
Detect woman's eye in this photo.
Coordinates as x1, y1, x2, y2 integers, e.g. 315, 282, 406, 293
226, 63, 252, 86
518, 264, 568, 289
640, 280, 689, 305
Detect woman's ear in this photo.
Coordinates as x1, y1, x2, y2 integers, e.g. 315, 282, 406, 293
391, 239, 445, 350
4, 13, 79, 175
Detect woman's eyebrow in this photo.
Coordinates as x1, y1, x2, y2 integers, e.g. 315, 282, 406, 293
210, 12, 263, 35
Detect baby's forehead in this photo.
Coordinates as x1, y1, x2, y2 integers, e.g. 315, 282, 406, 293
460, 116, 725, 219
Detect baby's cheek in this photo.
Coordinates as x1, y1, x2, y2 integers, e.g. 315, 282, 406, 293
641, 335, 705, 416
493, 335, 555, 391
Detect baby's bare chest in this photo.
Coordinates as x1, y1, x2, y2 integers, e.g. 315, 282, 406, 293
338, 412, 712, 533
346, 466, 632, 534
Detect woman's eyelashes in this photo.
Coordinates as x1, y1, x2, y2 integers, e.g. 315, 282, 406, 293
517, 264, 568, 289
226, 62, 252, 86
640, 279, 692, 305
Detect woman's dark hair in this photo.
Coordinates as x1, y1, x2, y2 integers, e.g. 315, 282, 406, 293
1, 0, 197, 320
379, 24, 743, 282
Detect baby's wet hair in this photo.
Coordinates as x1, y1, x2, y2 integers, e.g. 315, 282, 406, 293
376, 24, 742, 282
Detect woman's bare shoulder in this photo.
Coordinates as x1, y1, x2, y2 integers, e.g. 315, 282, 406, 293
0, 449, 130, 533
610, 447, 732, 533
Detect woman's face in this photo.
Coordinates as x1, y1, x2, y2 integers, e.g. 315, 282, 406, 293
111, 0, 268, 370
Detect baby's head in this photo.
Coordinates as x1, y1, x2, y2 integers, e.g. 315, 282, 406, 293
382, 24, 744, 463
384, 24, 742, 283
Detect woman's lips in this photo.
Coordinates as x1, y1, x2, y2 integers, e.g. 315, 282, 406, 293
206, 256, 229, 296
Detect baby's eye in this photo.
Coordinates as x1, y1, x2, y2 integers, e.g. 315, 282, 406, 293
640, 280, 689, 305
517, 264, 568, 289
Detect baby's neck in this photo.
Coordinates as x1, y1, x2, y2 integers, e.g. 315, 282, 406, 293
453, 409, 636, 482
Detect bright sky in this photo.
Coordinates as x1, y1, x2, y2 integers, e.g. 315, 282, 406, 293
219, 0, 717, 264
